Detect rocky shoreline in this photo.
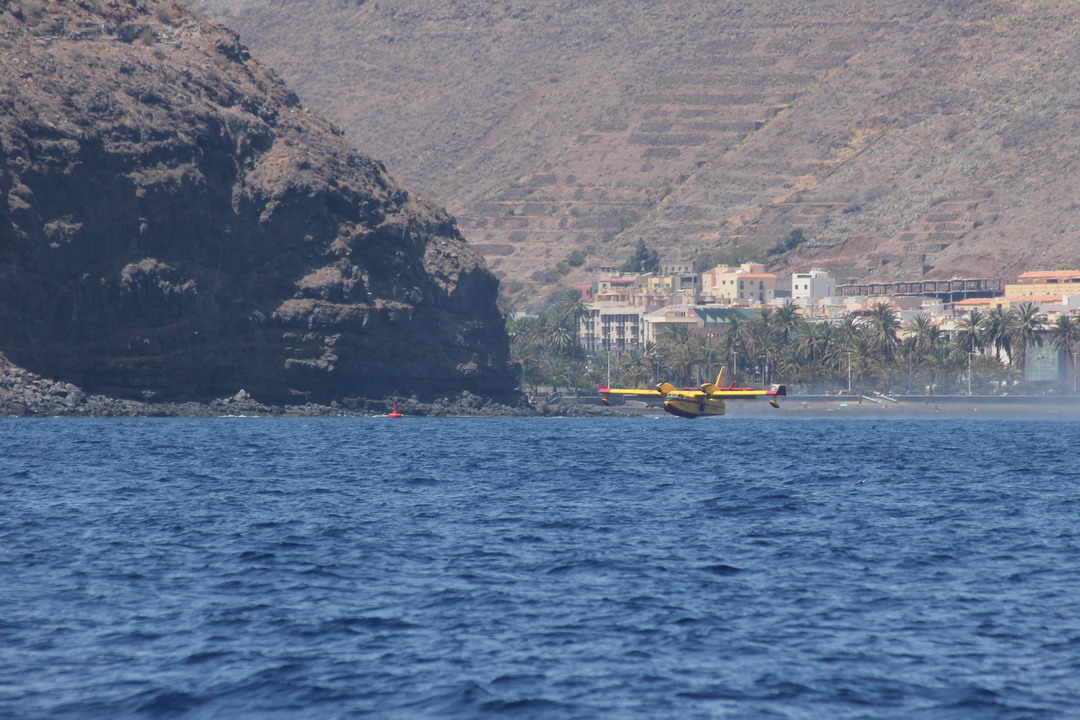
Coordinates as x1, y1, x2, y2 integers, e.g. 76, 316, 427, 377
14, 350, 1073, 420
0, 353, 618, 418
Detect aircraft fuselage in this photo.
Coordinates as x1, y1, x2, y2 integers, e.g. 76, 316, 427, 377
662, 391, 725, 418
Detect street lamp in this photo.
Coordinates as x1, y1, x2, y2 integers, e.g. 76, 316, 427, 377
847, 351, 852, 393
705, 338, 714, 384
972, 351, 980, 397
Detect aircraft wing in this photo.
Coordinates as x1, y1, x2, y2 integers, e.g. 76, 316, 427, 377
600, 387, 663, 397
710, 384, 787, 407
711, 384, 786, 398
604, 382, 669, 405
712, 389, 771, 398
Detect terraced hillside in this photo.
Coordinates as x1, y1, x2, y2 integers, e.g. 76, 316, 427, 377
188, 0, 1080, 302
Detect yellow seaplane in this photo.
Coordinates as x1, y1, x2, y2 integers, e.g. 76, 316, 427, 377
599, 366, 786, 419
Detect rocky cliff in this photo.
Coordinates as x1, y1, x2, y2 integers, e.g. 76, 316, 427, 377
0, 0, 519, 404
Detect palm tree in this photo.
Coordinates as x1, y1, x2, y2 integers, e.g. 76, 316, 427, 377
971, 353, 1007, 393
737, 312, 778, 384
642, 341, 665, 385
720, 316, 747, 385
774, 344, 806, 388
791, 321, 835, 393
867, 300, 901, 361
543, 319, 576, 356
835, 314, 860, 345
933, 345, 967, 394
1006, 302, 1045, 374
539, 355, 569, 394
770, 300, 804, 347
556, 296, 591, 356
511, 345, 539, 394
1049, 314, 1080, 392
981, 306, 1012, 361
665, 341, 705, 387
658, 324, 692, 347
618, 349, 653, 387
848, 332, 885, 391
954, 310, 985, 355
899, 334, 922, 393
564, 359, 589, 394
910, 315, 943, 358
509, 315, 545, 348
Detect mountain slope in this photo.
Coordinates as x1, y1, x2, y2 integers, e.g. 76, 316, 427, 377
0, 0, 517, 403
188, 0, 1080, 300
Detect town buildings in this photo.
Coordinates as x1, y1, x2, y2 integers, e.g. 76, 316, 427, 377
791, 269, 836, 311
574, 262, 1078, 382
700, 263, 778, 304
1005, 270, 1080, 302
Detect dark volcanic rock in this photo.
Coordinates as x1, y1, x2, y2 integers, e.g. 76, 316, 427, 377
0, 0, 519, 405
0, 351, 536, 417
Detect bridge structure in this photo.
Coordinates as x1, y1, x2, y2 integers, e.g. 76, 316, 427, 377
835, 278, 1005, 303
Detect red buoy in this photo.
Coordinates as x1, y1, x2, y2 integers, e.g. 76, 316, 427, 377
388, 400, 403, 418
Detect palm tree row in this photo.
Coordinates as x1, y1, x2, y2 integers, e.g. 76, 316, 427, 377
509, 296, 1080, 396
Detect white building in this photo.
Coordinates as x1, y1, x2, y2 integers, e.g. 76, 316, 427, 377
580, 304, 651, 354
791, 269, 836, 310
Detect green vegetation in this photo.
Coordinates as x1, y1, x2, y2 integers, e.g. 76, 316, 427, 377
693, 228, 808, 271
767, 228, 807, 257
617, 212, 641, 232
620, 239, 660, 274
530, 260, 573, 286
509, 291, 592, 395
508, 299, 1080, 396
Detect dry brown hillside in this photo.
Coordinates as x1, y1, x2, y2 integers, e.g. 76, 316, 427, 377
188, 0, 1080, 303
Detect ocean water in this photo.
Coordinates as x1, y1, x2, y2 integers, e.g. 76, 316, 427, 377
2, 417, 1080, 719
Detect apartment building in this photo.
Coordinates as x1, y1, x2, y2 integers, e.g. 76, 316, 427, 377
700, 263, 778, 304
580, 269, 701, 352
643, 305, 701, 345
1004, 270, 1080, 301
580, 305, 651, 353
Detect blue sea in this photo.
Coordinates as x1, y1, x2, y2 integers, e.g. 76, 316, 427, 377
3, 417, 1080, 719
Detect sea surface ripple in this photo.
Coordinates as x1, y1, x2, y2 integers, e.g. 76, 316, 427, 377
2, 417, 1080, 719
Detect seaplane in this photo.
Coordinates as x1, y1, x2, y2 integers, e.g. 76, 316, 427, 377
599, 366, 785, 418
